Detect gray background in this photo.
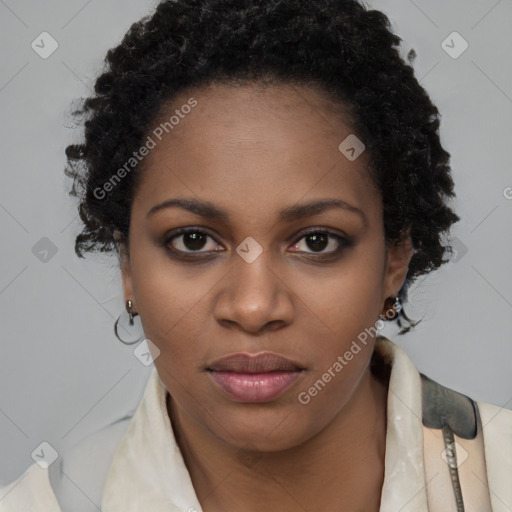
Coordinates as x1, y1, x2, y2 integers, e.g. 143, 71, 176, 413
1, 0, 511, 485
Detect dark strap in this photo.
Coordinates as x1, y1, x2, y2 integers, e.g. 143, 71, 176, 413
420, 373, 477, 439
420, 373, 479, 512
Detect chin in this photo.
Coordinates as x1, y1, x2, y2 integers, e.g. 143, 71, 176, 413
210, 407, 314, 453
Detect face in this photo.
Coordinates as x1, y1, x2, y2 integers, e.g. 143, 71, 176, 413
120, 82, 413, 452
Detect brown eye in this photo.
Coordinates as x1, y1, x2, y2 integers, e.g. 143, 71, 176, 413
290, 230, 351, 255
180, 231, 207, 251
303, 232, 329, 252
165, 229, 222, 254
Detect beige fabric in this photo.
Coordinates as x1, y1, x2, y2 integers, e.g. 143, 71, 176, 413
1, 336, 511, 511
423, 409, 492, 511
478, 400, 512, 511
0, 462, 61, 512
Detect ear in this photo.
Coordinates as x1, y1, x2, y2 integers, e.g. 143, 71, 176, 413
115, 230, 134, 303
381, 228, 415, 301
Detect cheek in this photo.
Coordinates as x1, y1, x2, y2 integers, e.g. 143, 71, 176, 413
299, 345, 372, 403
129, 248, 213, 346
293, 277, 380, 426
291, 250, 384, 394
293, 253, 384, 339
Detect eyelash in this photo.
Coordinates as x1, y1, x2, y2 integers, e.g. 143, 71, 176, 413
162, 227, 352, 261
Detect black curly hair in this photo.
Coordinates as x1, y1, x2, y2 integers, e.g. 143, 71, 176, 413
64, 0, 460, 335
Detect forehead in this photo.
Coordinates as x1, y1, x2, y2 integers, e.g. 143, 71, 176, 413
132, 82, 381, 224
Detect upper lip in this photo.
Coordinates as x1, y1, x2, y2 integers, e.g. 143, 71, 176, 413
207, 352, 305, 373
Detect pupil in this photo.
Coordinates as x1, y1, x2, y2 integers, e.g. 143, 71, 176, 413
307, 233, 328, 252
184, 232, 206, 250
181, 233, 329, 252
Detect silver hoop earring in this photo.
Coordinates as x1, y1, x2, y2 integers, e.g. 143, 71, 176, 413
379, 296, 402, 321
114, 299, 144, 345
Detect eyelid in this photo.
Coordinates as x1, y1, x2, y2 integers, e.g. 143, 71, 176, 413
164, 225, 351, 257
163, 226, 223, 252
288, 227, 351, 255
289, 226, 349, 242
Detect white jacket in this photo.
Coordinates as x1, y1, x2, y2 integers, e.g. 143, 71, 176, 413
1, 336, 511, 511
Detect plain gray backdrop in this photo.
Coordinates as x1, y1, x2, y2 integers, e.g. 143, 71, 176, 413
1, 0, 511, 484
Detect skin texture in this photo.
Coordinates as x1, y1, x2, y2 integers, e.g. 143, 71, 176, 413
119, 82, 414, 512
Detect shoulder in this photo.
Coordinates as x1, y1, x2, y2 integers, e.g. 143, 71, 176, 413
420, 372, 512, 437
476, 399, 512, 449
0, 415, 133, 512
478, 398, 512, 425
419, 372, 478, 439
0, 461, 60, 512
49, 414, 133, 512
419, 374, 512, 509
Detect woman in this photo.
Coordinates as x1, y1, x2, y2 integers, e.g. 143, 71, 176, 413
1, 0, 510, 511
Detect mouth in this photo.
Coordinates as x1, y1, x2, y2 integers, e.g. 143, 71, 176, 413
206, 352, 306, 403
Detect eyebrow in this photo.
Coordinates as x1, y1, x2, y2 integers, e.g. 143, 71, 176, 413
146, 197, 367, 226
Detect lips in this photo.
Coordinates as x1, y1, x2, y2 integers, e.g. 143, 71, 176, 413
206, 352, 305, 402
207, 352, 305, 373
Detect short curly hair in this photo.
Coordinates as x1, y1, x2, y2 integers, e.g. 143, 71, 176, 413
64, 0, 460, 334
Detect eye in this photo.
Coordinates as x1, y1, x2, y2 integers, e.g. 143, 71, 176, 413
163, 227, 352, 260
289, 229, 351, 255
164, 228, 223, 255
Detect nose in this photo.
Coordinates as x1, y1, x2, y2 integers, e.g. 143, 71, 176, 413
213, 251, 295, 334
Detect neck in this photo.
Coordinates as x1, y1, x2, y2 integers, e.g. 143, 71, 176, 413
167, 363, 389, 512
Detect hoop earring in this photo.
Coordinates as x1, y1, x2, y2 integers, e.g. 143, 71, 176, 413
114, 299, 144, 345
379, 296, 402, 321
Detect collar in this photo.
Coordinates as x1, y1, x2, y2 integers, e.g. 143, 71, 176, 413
101, 335, 429, 512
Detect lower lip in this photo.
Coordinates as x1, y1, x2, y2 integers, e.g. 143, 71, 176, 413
208, 370, 302, 402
